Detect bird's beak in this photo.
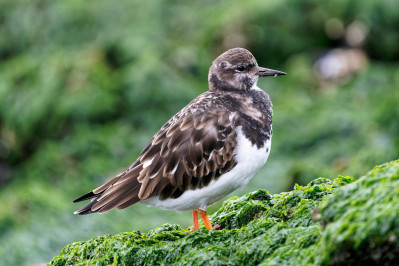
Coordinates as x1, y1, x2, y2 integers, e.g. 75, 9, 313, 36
257, 66, 286, 77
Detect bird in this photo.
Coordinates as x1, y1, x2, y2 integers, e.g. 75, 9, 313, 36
73, 47, 286, 232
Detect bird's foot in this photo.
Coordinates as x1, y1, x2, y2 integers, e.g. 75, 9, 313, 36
188, 228, 197, 233
188, 210, 199, 233
212, 224, 220, 230
188, 223, 220, 233
199, 209, 218, 230
187, 209, 220, 233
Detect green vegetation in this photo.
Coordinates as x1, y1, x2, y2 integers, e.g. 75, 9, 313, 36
0, 0, 398, 264
50, 160, 399, 265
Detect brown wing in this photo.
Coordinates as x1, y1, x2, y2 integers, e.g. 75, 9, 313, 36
74, 108, 237, 215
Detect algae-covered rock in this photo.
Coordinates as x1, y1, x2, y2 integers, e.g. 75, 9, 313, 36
50, 160, 399, 265
316, 160, 399, 265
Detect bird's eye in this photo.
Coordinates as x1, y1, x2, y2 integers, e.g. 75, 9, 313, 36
237, 65, 246, 71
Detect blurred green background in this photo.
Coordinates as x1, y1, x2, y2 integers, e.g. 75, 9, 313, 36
0, 0, 398, 264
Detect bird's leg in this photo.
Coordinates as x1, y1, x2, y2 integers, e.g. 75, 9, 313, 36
198, 209, 219, 230
188, 210, 199, 233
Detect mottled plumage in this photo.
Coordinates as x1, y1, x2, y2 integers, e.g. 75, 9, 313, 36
74, 48, 285, 231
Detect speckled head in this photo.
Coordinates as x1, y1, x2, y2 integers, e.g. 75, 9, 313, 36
208, 48, 286, 92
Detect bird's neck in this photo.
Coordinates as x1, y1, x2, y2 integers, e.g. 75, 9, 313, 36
208, 73, 254, 92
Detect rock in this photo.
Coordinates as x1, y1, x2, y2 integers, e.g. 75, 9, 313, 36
50, 160, 399, 265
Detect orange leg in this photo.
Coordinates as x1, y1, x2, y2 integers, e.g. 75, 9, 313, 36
188, 210, 199, 233
198, 209, 219, 230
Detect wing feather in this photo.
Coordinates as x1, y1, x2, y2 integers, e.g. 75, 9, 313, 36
73, 98, 238, 215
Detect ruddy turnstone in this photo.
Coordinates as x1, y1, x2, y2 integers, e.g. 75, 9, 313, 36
74, 48, 286, 232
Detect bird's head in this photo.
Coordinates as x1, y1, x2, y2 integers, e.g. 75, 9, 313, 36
208, 47, 286, 92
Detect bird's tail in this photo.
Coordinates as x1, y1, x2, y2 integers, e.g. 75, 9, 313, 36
73, 169, 142, 215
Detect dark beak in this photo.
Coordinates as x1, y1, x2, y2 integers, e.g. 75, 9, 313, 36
257, 66, 286, 77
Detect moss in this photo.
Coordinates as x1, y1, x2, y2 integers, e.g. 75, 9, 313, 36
49, 160, 399, 265
316, 160, 399, 265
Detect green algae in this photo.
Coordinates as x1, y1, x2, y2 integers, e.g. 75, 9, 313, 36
315, 160, 399, 265
50, 160, 399, 265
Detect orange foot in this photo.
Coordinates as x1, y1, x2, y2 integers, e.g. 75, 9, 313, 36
211, 224, 220, 230
198, 209, 218, 230
188, 209, 220, 233
188, 210, 199, 233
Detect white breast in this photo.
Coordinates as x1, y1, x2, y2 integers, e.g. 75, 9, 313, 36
142, 127, 271, 212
